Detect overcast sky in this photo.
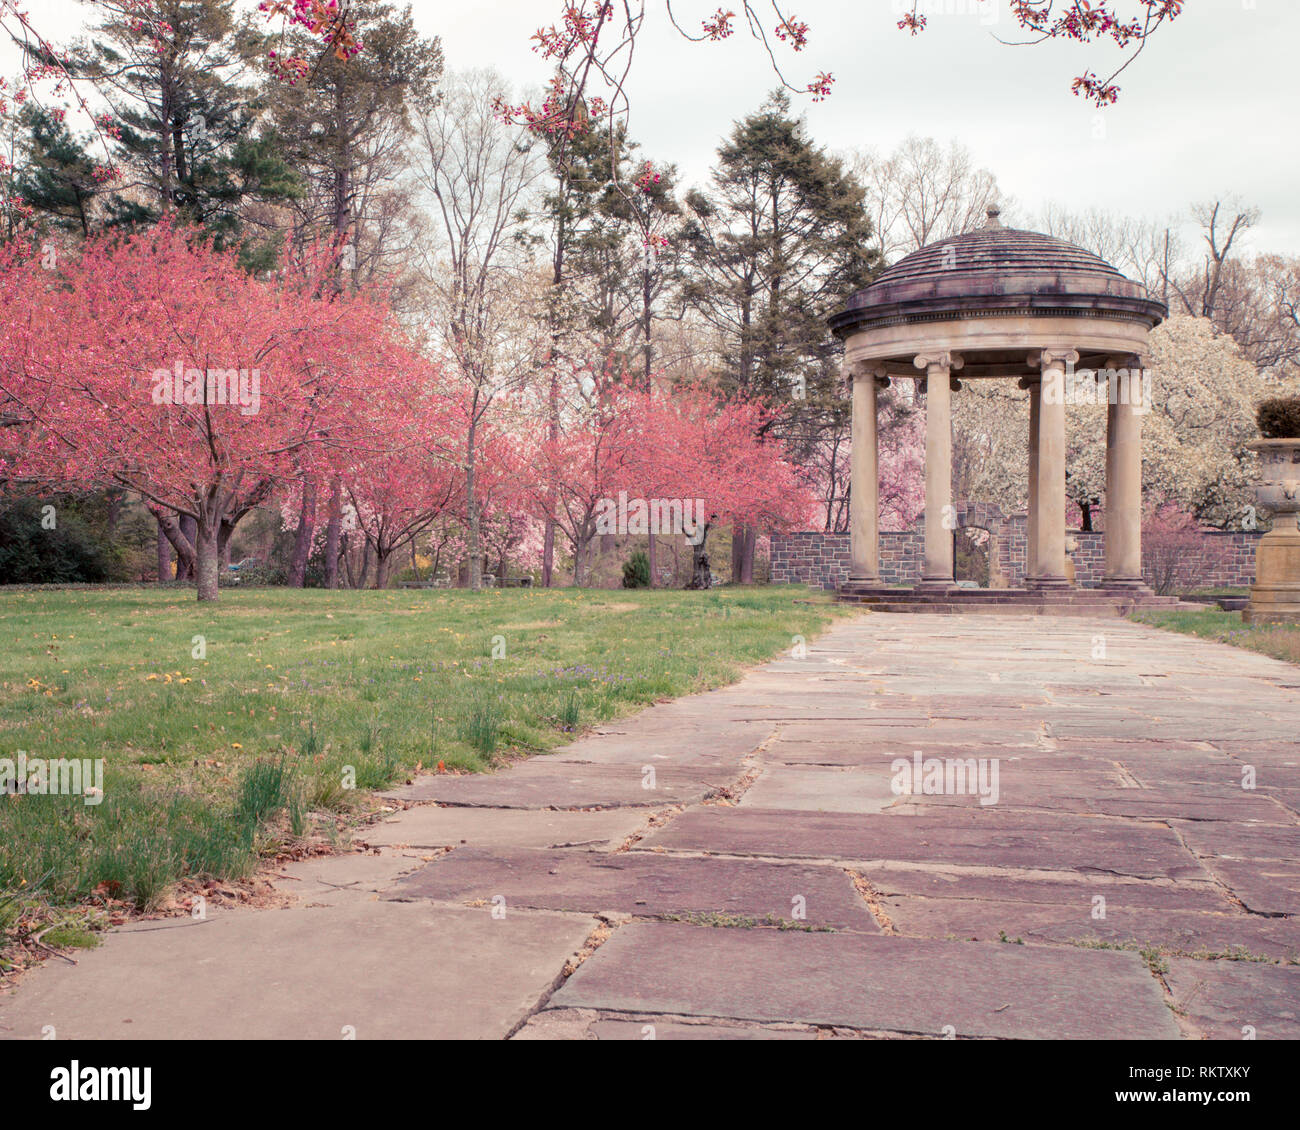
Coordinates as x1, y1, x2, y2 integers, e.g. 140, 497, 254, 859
6, 1, 1297, 257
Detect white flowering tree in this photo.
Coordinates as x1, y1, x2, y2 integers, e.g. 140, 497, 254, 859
952, 316, 1296, 532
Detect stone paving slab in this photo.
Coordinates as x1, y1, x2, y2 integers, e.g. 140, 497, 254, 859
1164, 958, 1300, 1040
388, 847, 877, 931
763, 741, 1054, 767
867, 867, 1231, 911
890, 789, 1287, 823
1173, 820, 1300, 862
776, 722, 1046, 747
552, 921, 1181, 1039
739, 765, 902, 813
540, 720, 773, 766
512, 1008, 830, 1039
1259, 787, 1300, 817
386, 759, 734, 809
270, 849, 432, 904
883, 897, 1300, 961
1199, 859, 1300, 916
360, 805, 649, 851
0, 903, 593, 1041
644, 807, 1210, 880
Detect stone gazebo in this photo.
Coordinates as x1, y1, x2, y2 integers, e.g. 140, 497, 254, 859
830, 208, 1171, 614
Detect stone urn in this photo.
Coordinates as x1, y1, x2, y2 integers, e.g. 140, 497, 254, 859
1244, 438, 1300, 625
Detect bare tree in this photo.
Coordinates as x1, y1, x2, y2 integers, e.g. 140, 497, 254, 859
1037, 202, 1180, 298
848, 137, 1003, 262
411, 69, 544, 591
1171, 198, 1261, 320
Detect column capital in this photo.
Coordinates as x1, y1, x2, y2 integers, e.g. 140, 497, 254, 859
845, 360, 891, 387
914, 351, 964, 373
1028, 349, 1080, 370
1017, 375, 1040, 390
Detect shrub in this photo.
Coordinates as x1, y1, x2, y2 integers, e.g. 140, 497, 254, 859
1256, 397, 1300, 439
1142, 504, 1229, 596
0, 496, 113, 584
622, 550, 651, 589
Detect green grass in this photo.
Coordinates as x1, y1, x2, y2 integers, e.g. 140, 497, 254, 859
1132, 607, 1300, 666
0, 586, 847, 911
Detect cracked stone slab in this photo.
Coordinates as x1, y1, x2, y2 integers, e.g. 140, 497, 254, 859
1165, 958, 1300, 1040
867, 867, 1231, 911
551, 921, 1181, 1040
643, 807, 1209, 880
386, 759, 732, 809
360, 805, 649, 851
387, 847, 877, 932
883, 896, 1300, 961
271, 849, 433, 904
1201, 859, 1300, 916
0, 902, 593, 1041
512, 1008, 830, 1039
1173, 821, 1300, 862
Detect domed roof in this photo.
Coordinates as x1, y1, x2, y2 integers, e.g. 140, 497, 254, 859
829, 208, 1167, 337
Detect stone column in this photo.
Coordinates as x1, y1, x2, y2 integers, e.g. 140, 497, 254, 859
1104, 357, 1145, 586
1021, 377, 1041, 583
915, 352, 963, 588
849, 363, 887, 584
1028, 349, 1078, 588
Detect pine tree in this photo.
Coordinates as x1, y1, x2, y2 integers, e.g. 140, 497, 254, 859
681, 91, 879, 579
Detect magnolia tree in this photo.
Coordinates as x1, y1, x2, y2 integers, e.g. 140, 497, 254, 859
0, 226, 409, 600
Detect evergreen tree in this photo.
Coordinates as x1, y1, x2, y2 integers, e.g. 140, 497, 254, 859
69, 0, 300, 254
681, 92, 879, 580
10, 105, 107, 237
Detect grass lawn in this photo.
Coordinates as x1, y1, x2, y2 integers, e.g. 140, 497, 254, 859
0, 585, 847, 917
1133, 607, 1300, 666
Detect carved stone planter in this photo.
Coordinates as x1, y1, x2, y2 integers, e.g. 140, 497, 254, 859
1244, 439, 1300, 625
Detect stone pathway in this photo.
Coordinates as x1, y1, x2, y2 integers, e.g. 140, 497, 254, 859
4, 615, 1300, 1040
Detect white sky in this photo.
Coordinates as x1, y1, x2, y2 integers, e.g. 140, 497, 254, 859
5, 0, 1298, 256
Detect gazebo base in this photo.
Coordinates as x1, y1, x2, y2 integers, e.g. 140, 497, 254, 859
838, 583, 1178, 617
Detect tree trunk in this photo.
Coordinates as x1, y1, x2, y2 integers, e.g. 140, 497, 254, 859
151, 508, 196, 581
156, 517, 172, 583
647, 531, 657, 588
176, 514, 197, 582
738, 526, 756, 585
218, 520, 234, 572
573, 535, 587, 588
542, 519, 556, 588
373, 548, 392, 590
358, 541, 373, 590
195, 517, 221, 603
106, 490, 122, 537
288, 479, 317, 588
466, 422, 482, 591
688, 523, 714, 590
324, 476, 343, 589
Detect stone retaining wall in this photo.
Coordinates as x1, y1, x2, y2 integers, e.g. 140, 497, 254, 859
772, 516, 1262, 593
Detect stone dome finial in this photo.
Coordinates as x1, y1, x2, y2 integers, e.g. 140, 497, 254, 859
984, 205, 1003, 230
